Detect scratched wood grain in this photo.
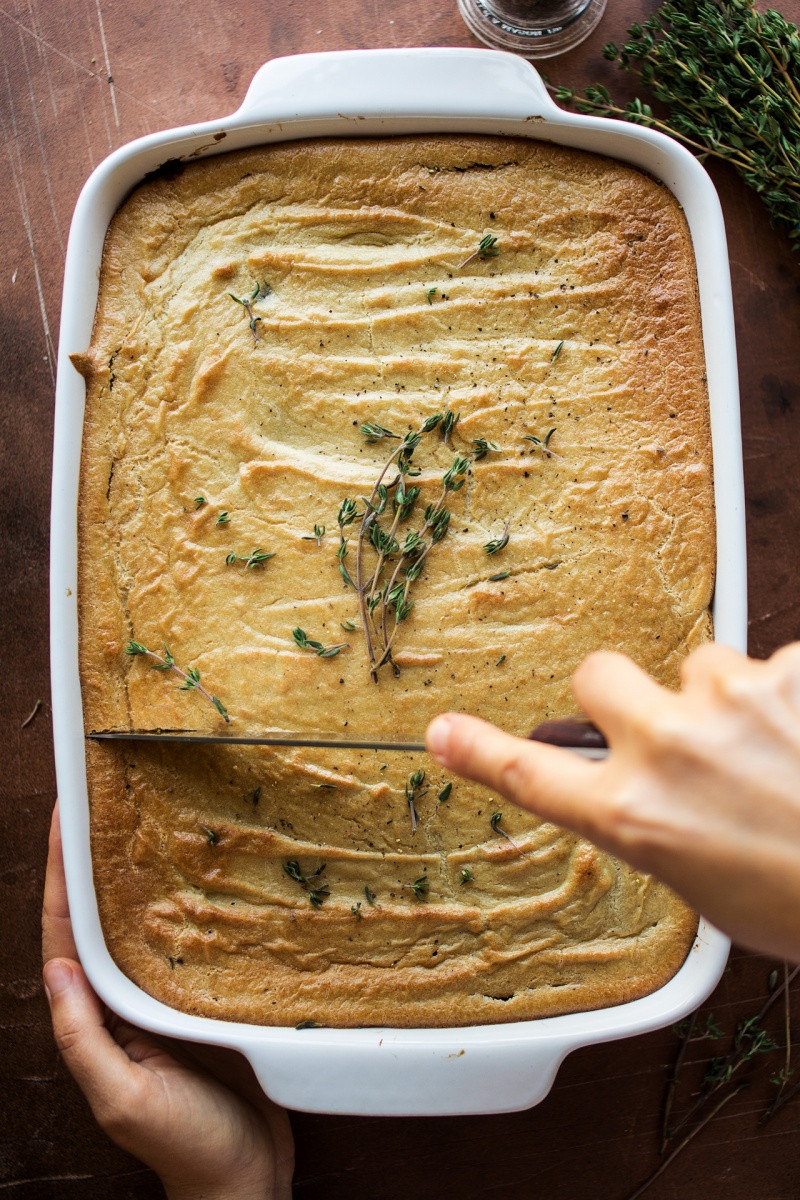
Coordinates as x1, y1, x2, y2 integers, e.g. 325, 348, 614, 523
3, 1, 800, 1196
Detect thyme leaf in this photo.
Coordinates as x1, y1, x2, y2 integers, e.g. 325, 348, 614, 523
459, 233, 500, 269
405, 769, 428, 834
225, 548, 275, 569
302, 523, 326, 546
283, 860, 330, 909
407, 874, 429, 901
361, 422, 400, 443
472, 438, 501, 461
490, 810, 523, 852
292, 627, 349, 658
229, 281, 271, 344
522, 428, 557, 458
484, 520, 510, 555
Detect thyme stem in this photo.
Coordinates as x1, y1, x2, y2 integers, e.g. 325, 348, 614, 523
626, 1084, 748, 1200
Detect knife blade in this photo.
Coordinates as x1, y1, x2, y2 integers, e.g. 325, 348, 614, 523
88, 716, 608, 756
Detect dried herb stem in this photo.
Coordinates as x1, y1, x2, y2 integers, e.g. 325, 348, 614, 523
20, 698, 42, 729
627, 1084, 748, 1200
660, 1011, 696, 1152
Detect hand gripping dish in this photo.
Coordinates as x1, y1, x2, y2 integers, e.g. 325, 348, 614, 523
51, 48, 746, 1116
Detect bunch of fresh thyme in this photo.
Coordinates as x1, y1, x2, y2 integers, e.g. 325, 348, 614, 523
625, 961, 800, 1198
555, 0, 800, 252
336, 411, 472, 681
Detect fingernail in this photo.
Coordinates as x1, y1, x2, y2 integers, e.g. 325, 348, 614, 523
426, 714, 453, 763
43, 959, 73, 1001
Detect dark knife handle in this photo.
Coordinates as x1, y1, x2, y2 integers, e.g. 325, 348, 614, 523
528, 715, 608, 750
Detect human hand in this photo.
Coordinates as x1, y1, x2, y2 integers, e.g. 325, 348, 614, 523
42, 802, 294, 1200
426, 643, 800, 963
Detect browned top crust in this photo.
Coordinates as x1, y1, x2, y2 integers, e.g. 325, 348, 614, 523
76, 136, 710, 1027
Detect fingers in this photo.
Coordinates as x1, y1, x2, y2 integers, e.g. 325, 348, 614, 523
43, 801, 78, 964
426, 712, 603, 834
571, 651, 670, 745
43, 958, 141, 1127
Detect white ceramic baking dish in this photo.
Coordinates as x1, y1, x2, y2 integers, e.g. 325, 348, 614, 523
51, 47, 746, 1117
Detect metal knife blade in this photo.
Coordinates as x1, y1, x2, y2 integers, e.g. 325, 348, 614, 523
87, 716, 608, 756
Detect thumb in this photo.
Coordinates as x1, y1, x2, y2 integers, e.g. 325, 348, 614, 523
426, 712, 601, 833
43, 959, 142, 1125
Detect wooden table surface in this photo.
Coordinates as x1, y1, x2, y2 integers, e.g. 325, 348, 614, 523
3, 1, 800, 1196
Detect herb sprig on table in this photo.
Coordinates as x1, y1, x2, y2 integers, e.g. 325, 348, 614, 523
625, 962, 800, 1198
124, 641, 230, 722
556, 0, 800, 253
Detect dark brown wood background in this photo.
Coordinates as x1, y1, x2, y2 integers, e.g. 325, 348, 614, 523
3, 1, 800, 1196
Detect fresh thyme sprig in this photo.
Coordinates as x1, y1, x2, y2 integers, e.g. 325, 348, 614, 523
522, 429, 557, 458
627, 962, 800, 1199
124, 641, 230, 722
406, 874, 429, 901
283, 860, 330, 909
216, 511, 230, 525
229, 281, 271, 344
490, 810, 522, 852
194, 496, 206, 509
459, 233, 499, 269
302, 524, 326, 546
360, 422, 400, 443
292, 627, 349, 658
405, 769, 428, 834
426, 287, 438, 304
484, 520, 510, 556
225, 548, 275, 569
555, 0, 800, 254
340, 413, 470, 679
472, 438, 500, 461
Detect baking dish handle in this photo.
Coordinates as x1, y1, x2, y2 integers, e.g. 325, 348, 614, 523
237, 1030, 574, 1116
236, 48, 560, 124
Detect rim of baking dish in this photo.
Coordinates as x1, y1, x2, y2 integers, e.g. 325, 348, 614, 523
51, 48, 743, 1116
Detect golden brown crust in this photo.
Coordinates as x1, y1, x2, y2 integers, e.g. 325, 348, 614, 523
78, 136, 709, 1027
